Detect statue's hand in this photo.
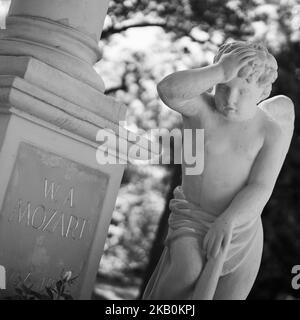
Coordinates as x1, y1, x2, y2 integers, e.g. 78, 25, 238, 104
217, 47, 258, 83
203, 216, 234, 259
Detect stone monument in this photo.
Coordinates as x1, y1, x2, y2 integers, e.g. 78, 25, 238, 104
0, 0, 155, 300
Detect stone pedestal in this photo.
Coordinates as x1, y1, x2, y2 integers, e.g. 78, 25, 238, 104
0, 0, 155, 300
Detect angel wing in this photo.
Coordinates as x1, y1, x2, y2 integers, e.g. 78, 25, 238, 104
259, 95, 295, 140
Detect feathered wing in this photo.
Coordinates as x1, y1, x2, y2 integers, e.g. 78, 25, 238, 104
259, 95, 295, 141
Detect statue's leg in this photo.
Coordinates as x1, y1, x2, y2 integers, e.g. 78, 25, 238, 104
142, 246, 171, 299
213, 224, 264, 300
191, 248, 228, 300
148, 235, 205, 300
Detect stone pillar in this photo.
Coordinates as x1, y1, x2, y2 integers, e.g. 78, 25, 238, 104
8, 0, 108, 41
0, 0, 155, 300
1, 0, 110, 92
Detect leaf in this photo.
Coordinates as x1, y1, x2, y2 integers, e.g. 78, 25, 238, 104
56, 280, 63, 293
68, 276, 79, 285
28, 290, 44, 300
21, 284, 32, 295
45, 287, 54, 300
61, 284, 66, 295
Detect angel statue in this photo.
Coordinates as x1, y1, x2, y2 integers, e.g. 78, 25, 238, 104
142, 41, 294, 300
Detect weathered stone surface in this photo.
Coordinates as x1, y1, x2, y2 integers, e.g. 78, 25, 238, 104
0, 142, 109, 299
8, 0, 109, 41
0, 0, 157, 301
0, 56, 126, 123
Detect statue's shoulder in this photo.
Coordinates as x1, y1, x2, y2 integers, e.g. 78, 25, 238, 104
258, 95, 295, 138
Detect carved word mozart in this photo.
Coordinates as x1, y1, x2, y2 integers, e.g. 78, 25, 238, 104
7, 179, 90, 241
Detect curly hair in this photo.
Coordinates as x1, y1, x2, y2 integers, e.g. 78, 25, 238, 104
214, 41, 278, 100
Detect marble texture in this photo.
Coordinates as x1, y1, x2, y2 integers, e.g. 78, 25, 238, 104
144, 41, 294, 300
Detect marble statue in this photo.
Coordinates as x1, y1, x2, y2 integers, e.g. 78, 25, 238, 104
142, 41, 294, 300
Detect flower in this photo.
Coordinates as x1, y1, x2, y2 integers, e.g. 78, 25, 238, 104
62, 271, 72, 282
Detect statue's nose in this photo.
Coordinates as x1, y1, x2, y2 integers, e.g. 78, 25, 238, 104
226, 92, 238, 106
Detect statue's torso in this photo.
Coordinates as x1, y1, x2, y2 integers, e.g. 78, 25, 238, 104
181, 107, 265, 216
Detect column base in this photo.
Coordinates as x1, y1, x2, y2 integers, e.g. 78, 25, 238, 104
0, 111, 125, 300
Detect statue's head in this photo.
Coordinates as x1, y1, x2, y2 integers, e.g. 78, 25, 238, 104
213, 41, 278, 121
214, 41, 278, 100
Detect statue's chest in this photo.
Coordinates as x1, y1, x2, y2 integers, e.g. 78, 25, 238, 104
204, 126, 263, 161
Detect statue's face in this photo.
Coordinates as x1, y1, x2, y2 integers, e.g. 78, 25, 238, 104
214, 77, 263, 121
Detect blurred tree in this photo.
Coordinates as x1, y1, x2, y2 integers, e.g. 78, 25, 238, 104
97, 0, 300, 300
0, 0, 299, 301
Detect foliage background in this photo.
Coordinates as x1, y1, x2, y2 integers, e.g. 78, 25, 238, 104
1, 0, 299, 300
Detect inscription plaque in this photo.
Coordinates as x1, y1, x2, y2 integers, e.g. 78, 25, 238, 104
0, 142, 109, 299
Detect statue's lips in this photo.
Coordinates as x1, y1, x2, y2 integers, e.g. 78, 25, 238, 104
223, 106, 237, 112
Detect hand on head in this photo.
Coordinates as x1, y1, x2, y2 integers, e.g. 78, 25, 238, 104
214, 41, 278, 101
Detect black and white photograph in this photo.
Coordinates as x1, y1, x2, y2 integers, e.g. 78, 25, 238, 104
0, 0, 299, 303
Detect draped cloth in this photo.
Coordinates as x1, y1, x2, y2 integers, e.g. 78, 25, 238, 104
142, 185, 262, 300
